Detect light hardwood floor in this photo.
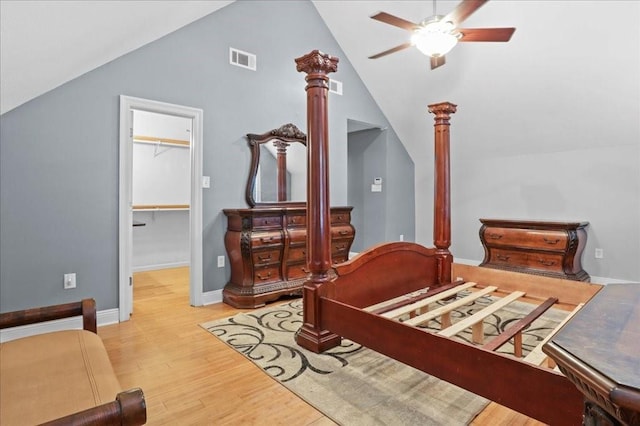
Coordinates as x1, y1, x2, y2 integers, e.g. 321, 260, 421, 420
99, 267, 543, 425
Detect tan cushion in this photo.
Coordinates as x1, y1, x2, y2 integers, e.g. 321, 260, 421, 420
0, 329, 122, 425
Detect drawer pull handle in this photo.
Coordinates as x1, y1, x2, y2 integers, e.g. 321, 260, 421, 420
489, 233, 503, 240
257, 254, 272, 261
336, 215, 343, 221
496, 254, 510, 261
302, 267, 309, 273
339, 230, 349, 236
257, 272, 272, 280
336, 245, 346, 251
538, 259, 557, 266
260, 237, 274, 243
543, 237, 560, 245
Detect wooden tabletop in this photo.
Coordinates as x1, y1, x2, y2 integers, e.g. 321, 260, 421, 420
549, 283, 640, 389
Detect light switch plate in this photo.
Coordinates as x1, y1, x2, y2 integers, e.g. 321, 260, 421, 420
64, 273, 76, 289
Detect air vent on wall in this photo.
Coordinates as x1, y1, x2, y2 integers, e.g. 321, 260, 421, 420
329, 79, 343, 95
230, 47, 257, 71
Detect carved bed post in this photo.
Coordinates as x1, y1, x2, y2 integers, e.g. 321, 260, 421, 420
428, 102, 457, 285
294, 50, 341, 353
274, 141, 289, 202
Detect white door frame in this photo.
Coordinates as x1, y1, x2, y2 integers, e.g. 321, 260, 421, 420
118, 95, 204, 321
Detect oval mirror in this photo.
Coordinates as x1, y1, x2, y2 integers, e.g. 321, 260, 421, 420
245, 123, 307, 207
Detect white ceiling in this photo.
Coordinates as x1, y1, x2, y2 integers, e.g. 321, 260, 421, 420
2, 0, 638, 163
0, 0, 233, 114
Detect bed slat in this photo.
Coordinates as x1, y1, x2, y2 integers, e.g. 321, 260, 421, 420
364, 280, 466, 314
438, 291, 525, 342
363, 287, 431, 313
403, 285, 497, 326
379, 282, 477, 319
523, 303, 584, 366
483, 297, 558, 354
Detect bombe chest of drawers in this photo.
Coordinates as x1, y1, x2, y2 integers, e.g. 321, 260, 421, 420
479, 219, 590, 282
222, 206, 354, 308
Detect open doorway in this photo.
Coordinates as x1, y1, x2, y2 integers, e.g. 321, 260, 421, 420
118, 96, 203, 321
347, 119, 386, 253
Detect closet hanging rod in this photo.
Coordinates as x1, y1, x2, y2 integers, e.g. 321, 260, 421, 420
133, 134, 190, 147
133, 204, 190, 211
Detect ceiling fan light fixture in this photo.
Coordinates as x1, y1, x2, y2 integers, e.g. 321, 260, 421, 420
411, 20, 460, 57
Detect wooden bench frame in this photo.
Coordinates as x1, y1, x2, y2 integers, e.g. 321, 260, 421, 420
0, 299, 146, 426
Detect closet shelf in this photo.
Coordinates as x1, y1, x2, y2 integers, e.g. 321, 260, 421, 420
133, 204, 190, 211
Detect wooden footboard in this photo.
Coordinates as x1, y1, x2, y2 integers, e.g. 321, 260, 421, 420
320, 296, 583, 424
317, 247, 604, 424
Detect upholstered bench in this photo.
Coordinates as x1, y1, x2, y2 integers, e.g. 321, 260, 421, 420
0, 299, 146, 425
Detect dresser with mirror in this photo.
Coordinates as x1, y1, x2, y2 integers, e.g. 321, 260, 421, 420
222, 123, 355, 308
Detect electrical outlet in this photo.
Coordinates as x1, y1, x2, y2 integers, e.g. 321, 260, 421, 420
64, 273, 76, 289
595, 248, 604, 259
399, 234, 404, 242
217, 256, 225, 268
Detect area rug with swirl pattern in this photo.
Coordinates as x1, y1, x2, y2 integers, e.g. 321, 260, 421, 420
201, 293, 566, 425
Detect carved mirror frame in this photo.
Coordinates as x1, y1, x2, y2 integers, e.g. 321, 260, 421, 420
245, 123, 307, 208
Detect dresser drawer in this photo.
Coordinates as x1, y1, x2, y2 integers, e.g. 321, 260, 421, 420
483, 227, 568, 251
288, 228, 306, 244
286, 214, 306, 228
488, 249, 564, 273
288, 246, 307, 262
331, 240, 351, 258
251, 248, 281, 266
252, 215, 282, 229
251, 231, 282, 248
286, 262, 310, 280
488, 248, 529, 267
331, 211, 351, 225
528, 252, 564, 273
253, 265, 281, 284
331, 225, 354, 239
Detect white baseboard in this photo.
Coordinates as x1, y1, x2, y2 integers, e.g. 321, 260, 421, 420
0, 308, 119, 343
454, 258, 480, 266
132, 261, 190, 272
202, 289, 223, 305
453, 257, 632, 285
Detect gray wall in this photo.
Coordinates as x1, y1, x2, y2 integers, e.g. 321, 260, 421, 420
348, 126, 415, 253
0, 0, 413, 312
314, 1, 640, 282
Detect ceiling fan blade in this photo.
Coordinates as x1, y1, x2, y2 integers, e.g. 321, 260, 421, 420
369, 42, 412, 59
442, 0, 489, 27
430, 56, 446, 70
458, 28, 516, 42
370, 11, 418, 31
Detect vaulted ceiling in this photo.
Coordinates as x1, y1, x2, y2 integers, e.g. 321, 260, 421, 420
2, 0, 638, 166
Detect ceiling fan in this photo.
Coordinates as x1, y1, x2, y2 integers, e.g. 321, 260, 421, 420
369, 0, 515, 70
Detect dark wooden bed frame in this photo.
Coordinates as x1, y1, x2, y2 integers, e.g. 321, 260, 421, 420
293, 50, 602, 424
